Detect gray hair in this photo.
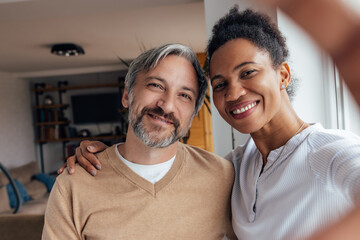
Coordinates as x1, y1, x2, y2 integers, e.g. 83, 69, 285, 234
125, 43, 208, 116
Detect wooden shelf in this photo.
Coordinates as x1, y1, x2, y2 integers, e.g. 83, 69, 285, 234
36, 121, 70, 126
37, 135, 126, 143
33, 82, 124, 93
33, 80, 127, 173
34, 104, 69, 109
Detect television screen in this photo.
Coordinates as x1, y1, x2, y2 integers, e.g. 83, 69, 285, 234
71, 93, 121, 124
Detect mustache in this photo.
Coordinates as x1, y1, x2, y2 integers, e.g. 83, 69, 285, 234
141, 106, 180, 129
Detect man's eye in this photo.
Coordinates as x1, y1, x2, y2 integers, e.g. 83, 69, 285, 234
180, 93, 192, 101
241, 70, 255, 78
148, 83, 162, 89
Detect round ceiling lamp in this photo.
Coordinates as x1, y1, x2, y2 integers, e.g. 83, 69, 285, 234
51, 43, 85, 57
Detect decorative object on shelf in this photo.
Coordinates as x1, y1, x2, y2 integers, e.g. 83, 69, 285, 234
51, 43, 85, 57
43, 95, 53, 105
79, 129, 91, 138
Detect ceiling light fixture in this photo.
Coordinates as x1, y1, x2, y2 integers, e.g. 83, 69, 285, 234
51, 43, 85, 57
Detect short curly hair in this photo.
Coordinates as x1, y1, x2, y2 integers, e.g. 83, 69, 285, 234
207, 7, 297, 98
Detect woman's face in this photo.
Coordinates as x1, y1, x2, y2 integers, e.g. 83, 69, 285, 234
209, 38, 286, 134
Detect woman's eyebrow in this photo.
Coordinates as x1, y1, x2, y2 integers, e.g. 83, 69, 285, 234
211, 61, 256, 82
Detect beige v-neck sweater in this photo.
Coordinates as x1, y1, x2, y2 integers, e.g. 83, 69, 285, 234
42, 143, 235, 240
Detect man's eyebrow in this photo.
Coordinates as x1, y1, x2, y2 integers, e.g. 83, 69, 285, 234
145, 76, 197, 97
182, 86, 197, 97
145, 76, 165, 82
210, 61, 256, 82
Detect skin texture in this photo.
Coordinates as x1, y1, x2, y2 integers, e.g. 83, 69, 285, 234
59, 55, 198, 173
210, 38, 306, 164
119, 55, 198, 165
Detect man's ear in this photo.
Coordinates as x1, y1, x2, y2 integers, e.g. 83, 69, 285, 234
279, 62, 291, 88
122, 88, 130, 108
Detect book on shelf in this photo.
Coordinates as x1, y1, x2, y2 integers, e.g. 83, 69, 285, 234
38, 109, 60, 123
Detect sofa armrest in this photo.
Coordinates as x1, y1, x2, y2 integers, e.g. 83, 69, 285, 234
0, 163, 21, 213
0, 214, 44, 240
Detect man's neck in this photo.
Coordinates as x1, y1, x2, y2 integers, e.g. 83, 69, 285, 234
117, 130, 178, 165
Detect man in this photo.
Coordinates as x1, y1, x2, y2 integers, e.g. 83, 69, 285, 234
43, 44, 235, 239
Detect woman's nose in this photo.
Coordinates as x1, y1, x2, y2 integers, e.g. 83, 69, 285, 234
224, 83, 247, 102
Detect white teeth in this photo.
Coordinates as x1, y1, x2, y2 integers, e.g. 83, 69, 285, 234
232, 102, 257, 115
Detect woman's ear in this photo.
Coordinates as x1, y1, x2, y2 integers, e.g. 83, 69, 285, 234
279, 62, 291, 89
122, 88, 130, 108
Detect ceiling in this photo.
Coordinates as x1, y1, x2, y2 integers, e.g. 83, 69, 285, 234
0, 0, 206, 77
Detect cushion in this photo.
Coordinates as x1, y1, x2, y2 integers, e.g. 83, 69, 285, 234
6, 179, 31, 208
34, 173, 56, 192
25, 180, 48, 200
0, 186, 11, 213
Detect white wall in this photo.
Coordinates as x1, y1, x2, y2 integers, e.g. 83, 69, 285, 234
276, 11, 333, 128
204, 0, 335, 157
0, 71, 36, 169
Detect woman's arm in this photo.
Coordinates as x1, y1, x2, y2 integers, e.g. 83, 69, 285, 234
58, 140, 108, 176
256, 0, 360, 107
307, 203, 360, 240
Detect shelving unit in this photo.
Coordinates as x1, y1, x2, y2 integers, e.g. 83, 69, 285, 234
32, 80, 127, 173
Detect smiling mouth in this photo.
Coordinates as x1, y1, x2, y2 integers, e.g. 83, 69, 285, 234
231, 101, 258, 115
148, 113, 174, 125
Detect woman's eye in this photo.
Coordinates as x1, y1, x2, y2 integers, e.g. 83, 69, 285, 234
213, 82, 227, 91
241, 70, 255, 78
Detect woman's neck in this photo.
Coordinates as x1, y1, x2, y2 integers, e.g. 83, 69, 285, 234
250, 102, 307, 165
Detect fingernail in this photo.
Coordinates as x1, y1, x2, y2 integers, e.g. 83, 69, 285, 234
88, 146, 95, 151
67, 167, 73, 174
90, 170, 97, 176
96, 164, 101, 170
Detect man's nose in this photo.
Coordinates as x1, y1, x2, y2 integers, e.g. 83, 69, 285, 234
156, 93, 176, 113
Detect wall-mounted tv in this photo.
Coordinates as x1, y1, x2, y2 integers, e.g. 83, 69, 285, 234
71, 93, 121, 124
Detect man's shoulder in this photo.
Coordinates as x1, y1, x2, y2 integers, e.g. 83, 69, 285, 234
56, 164, 95, 186
179, 143, 232, 167
57, 147, 113, 186
178, 143, 234, 182
180, 143, 223, 158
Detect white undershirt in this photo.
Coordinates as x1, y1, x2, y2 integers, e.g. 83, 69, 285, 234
115, 143, 175, 184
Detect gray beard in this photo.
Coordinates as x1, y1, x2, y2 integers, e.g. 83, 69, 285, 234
131, 117, 179, 148
129, 106, 190, 149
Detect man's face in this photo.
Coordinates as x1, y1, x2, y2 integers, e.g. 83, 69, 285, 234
123, 55, 198, 148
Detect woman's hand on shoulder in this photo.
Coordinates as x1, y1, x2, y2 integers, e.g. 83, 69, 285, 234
57, 140, 108, 176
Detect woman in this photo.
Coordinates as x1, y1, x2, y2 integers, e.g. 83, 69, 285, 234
61, 8, 360, 240
207, 8, 360, 239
